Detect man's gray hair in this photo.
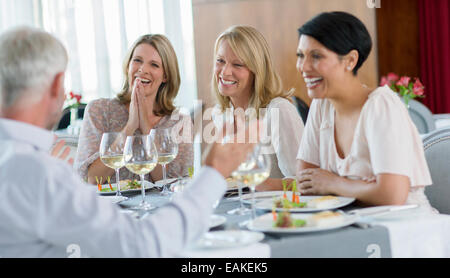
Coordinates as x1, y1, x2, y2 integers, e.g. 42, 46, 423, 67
0, 26, 68, 108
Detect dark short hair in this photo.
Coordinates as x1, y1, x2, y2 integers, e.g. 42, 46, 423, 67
298, 11, 372, 75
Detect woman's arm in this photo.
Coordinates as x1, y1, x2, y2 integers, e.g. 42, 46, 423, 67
297, 166, 410, 206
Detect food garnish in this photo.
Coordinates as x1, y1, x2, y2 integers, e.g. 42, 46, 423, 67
188, 167, 194, 178
107, 176, 113, 191
273, 211, 306, 228
95, 176, 103, 191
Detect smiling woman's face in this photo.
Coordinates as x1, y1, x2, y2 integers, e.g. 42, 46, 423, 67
296, 35, 346, 99
214, 39, 254, 100
127, 43, 166, 97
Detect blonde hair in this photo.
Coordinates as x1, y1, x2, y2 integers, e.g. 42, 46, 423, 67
211, 25, 292, 114
117, 34, 180, 116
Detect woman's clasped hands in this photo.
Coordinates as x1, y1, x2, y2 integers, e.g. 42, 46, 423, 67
126, 78, 154, 135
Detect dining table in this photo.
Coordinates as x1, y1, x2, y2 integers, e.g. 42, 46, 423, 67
105, 184, 450, 258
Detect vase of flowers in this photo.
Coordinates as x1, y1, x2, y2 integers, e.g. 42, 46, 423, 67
380, 73, 425, 108
65, 91, 82, 134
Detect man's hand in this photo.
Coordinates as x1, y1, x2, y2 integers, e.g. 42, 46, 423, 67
51, 138, 74, 165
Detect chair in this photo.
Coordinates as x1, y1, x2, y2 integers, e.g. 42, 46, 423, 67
55, 103, 87, 130
422, 127, 450, 214
292, 96, 309, 125
408, 99, 436, 134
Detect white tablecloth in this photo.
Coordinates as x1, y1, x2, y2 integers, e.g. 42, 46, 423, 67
361, 207, 450, 258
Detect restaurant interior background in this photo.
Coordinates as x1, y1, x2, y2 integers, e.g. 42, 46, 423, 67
1, 0, 449, 168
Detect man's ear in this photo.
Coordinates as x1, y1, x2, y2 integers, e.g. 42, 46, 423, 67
49, 72, 65, 99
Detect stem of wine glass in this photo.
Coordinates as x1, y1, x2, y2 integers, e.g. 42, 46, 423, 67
162, 164, 167, 181
238, 181, 244, 210
250, 185, 256, 220
140, 174, 146, 205
115, 168, 121, 196
162, 164, 167, 193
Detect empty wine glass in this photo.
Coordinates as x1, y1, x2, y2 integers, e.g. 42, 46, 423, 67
150, 127, 178, 196
100, 132, 127, 199
231, 144, 271, 220
123, 135, 158, 210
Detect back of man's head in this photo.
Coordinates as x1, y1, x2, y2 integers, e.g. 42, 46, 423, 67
0, 26, 68, 109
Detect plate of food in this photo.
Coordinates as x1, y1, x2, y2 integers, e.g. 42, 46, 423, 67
242, 191, 355, 212
209, 214, 227, 229
97, 179, 155, 195
188, 230, 264, 249
247, 210, 359, 234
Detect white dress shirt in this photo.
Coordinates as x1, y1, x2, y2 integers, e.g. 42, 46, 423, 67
0, 119, 226, 258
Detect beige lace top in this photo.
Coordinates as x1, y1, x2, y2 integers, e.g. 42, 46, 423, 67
74, 98, 194, 183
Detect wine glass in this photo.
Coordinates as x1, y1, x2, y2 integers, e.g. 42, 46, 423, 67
100, 132, 127, 199
231, 144, 271, 220
150, 128, 179, 196
123, 135, 158, 210
227, 177, 252, 215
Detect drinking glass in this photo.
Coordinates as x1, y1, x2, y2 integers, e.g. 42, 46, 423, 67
150, 128, 178, 195
123, 135, 158, 210
100, 132, 127, 199
227, 178, 251, 215
231, 144, 271, 220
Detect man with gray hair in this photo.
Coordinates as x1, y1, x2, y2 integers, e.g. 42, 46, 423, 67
0, 27, 255, 257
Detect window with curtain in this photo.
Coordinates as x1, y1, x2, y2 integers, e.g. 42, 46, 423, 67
0, 0, 198, 110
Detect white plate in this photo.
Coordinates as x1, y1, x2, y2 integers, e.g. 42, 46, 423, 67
209, 214, 226, 228
189, 230, 264, 250
241, 191, 355, 212
97, 181, 154, 195
247, 213, 359, 234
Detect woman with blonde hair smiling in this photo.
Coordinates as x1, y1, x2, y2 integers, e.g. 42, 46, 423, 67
211, 25, 304, 190
75, 34, 193, 185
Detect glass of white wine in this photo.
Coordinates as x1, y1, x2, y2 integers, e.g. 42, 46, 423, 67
150, 128, 178, 196
123, 135, 158, 210
231, 144, 271, 220
100, 132, 127, 198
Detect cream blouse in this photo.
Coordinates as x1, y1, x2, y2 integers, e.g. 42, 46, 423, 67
297, 86, 435, 210
212, 97, 304, 178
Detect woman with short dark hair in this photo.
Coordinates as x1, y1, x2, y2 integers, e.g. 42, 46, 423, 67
294, 12, 435, 210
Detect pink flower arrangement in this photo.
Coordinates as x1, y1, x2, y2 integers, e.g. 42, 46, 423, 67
380, 73, 425, 106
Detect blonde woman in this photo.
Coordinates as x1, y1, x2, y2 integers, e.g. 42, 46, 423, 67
211, 25, 304, 190
75, 34, 193, 185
